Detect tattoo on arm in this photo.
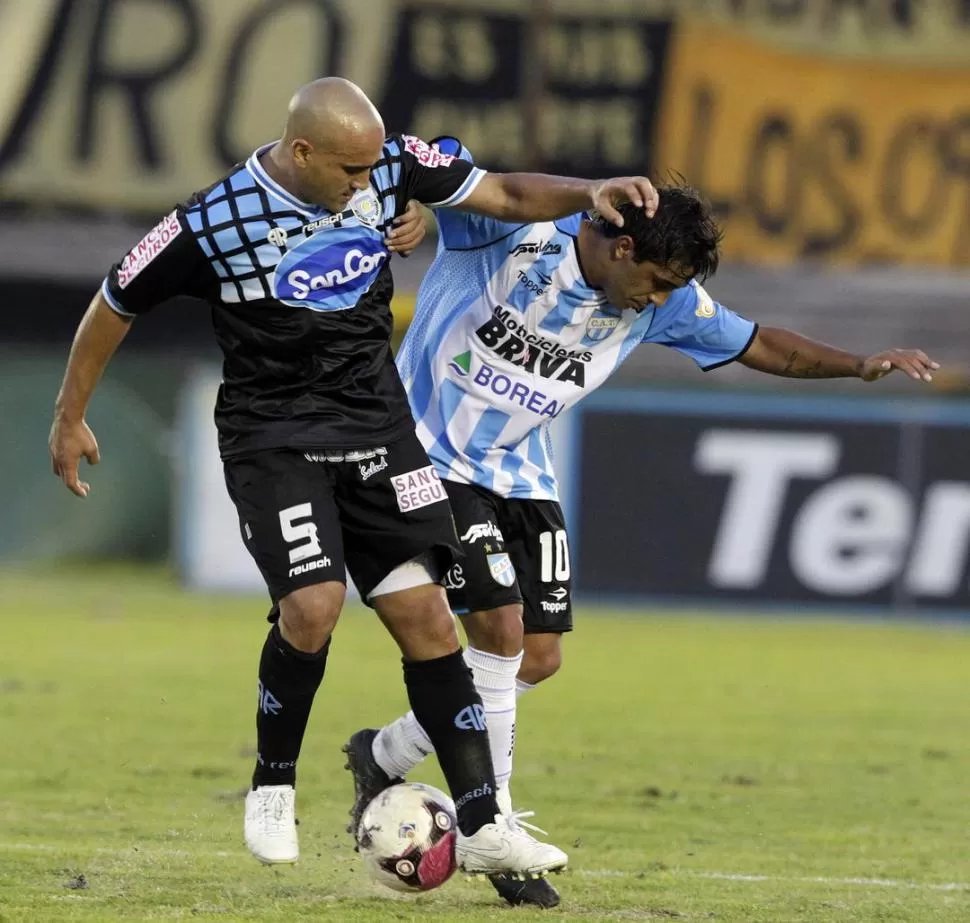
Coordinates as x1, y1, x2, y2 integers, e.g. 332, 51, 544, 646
781, 350, 828, 378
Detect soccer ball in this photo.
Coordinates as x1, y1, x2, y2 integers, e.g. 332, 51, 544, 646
356, 782, 458, 892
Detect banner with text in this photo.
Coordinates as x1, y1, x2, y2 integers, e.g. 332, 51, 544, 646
656, 23, 970, 268
573, 390, 970, 614
0, 0, 671, 211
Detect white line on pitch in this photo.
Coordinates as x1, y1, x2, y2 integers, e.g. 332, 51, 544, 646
580, 868, 970, 892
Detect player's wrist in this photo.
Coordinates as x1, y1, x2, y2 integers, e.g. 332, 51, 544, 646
53, 397, 85, 425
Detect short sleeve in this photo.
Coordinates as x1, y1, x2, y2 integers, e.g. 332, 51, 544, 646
102, 209, 209, 317
647, 281, 758, 371
423, 135, 522, 250
396, 134, 487, 209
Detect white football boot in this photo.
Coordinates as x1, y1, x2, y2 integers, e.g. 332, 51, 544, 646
244, 785, 298, 864
456, 810, 568, 878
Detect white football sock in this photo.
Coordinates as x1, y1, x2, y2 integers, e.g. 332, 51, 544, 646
464, 646, 523, 790
371, 712, 432, 780
516, 677, 536, 697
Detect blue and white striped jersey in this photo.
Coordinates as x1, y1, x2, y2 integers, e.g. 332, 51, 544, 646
398, 149, 756, 501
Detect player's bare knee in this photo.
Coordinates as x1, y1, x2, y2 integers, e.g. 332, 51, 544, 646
520, 637, 562, 684
461, 604, 524, 657
278, 581, 344, 652
376, 583, 461, 659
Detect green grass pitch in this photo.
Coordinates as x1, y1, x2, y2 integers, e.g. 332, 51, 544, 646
1, 566, 968, 922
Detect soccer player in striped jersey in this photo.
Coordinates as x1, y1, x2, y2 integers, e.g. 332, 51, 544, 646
345, 138, 939, 908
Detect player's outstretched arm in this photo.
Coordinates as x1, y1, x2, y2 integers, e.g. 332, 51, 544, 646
738, 326, 940, 383
459, 172, 659, 227
49, 291, 132, 498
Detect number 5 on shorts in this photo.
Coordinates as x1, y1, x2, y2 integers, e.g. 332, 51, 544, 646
539, 529, 570, 582
279, 503, 322, 564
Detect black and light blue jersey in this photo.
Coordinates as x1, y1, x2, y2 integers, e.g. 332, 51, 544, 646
102, 134, 484, 458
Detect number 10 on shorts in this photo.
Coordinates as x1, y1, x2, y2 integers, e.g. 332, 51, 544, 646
539, 530, 570, 582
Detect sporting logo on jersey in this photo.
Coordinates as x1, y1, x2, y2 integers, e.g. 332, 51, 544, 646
275, 230, 388, 311
475, 306, 591, 386
509, 241, 562, 257
118, 210, 181, 288
403, 135, 456, 168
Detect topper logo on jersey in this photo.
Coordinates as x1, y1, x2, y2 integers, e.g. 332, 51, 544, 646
475, 306, 591, 386
276, 233, 388, 311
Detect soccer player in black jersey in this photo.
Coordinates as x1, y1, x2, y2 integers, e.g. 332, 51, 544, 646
48, 77, 658, 878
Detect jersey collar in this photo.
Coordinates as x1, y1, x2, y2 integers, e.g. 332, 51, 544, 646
246, 141, 318, 216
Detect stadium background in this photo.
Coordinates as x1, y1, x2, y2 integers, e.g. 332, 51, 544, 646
3, 4, 970, 922
3, 0, 969, 615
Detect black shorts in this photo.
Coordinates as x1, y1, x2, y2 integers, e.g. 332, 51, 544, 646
223, 434, 460, 604
442, 481, 572, 634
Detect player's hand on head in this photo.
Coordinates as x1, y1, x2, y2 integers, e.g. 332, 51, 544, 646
590, 176, 659, 227
49, 417, 101, 498
385, 200, 427, 257
860, 348, 940, 383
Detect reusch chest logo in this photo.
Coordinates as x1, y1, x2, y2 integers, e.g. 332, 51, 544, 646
275, 229, 388, 311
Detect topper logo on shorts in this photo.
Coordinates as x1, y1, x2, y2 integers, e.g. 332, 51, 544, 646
392, 465, 447, 513
275, 229, 388, 311
118, 210, 181, 288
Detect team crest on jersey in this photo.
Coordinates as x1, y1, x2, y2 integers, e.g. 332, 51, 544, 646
486, 553, 516, 588
585, 315, 620, 342
351, 189, 382, 228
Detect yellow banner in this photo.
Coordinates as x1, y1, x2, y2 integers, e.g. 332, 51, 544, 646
656, 24, 970, 268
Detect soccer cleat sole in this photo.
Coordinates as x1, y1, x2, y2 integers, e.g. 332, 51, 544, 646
252, 854, 298, 866
461, 866, 566, 881
490, 870, 562, 908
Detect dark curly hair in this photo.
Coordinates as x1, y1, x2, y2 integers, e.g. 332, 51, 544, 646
597, 181, 722, 283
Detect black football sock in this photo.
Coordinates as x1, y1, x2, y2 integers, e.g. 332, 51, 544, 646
252, 623, 330, 788
403, 650, 499, 835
